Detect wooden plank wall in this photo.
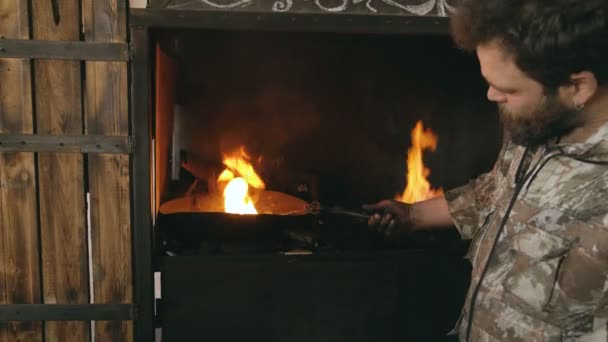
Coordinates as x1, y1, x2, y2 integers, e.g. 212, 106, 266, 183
0, 1, 133, 341
83, 0, 133, 341
31, 1, 90, 341
0, 1, 42, 341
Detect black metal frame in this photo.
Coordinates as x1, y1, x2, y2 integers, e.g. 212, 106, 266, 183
127, 8, 452, 341
131, 8, 449, 34
130, 24, 155, 342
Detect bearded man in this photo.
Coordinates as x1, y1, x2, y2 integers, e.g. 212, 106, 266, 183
365, 0, 608, 340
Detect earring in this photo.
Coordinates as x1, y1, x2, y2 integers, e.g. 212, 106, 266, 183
575, 102, 585, 111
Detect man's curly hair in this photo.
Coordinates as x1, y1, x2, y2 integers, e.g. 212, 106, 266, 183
450, 0, 608, 90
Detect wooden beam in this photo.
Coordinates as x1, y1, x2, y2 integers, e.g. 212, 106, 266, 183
0, 304, 135, 321
0, 0, 43, 341
0, 134, 132, 153
32, 0, 91, 341
0, 39, 129, 61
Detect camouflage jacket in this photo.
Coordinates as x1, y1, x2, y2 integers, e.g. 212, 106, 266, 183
445, 123, 608, 341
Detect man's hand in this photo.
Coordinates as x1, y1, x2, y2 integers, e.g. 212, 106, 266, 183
362, 200, 415, 237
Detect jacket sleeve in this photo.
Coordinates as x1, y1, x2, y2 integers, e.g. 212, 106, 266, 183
443, 136, 509, 240
444, 167, 498, 240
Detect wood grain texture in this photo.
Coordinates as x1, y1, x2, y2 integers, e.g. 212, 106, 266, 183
0, 39, 129, 61
31, 0, 90, 341
0, 134, 131, 154
0, 0, 43, 341
82, 0, 133, 341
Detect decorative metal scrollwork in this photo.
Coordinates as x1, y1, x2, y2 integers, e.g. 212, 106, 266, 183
273, 0, 294, 11
166, 0, 457, 16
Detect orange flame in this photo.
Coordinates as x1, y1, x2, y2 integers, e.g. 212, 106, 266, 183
217, 147, 265, 214
397, 121, 443, 204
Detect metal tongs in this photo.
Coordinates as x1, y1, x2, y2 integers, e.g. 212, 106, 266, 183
306, 201, 371, 220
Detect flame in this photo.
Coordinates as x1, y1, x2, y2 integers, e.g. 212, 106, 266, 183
217, 146, 265, 214
397, 121, 443, 204
223, 178, 258, 214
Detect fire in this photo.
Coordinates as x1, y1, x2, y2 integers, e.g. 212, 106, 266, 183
217, 147, 265, 214
397, 121, 443, 204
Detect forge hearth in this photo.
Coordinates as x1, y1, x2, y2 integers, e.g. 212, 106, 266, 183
154, 30, 500, 211
134, 12, 498, 341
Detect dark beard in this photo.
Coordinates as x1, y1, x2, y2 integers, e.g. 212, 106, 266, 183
499, 95, 582, 147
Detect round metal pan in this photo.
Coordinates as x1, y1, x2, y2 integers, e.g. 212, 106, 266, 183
157, 190, 315, 242
159, 190, 310, 216
156, 211, 316, 243
157, 190, 371, 245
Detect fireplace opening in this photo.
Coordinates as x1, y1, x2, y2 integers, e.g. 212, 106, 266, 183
148, 26, 500, 342
152, 29, 500, 251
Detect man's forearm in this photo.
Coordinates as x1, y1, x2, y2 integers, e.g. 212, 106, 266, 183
410, 195, 454, 230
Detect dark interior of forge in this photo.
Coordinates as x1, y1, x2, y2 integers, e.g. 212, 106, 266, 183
151, 28, 502, 342
155, 29, 501, 214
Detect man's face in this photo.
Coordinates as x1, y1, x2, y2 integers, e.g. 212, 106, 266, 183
476, 40, 580, 146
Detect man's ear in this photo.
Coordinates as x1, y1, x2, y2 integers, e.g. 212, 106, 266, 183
568, 71, 598, 108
